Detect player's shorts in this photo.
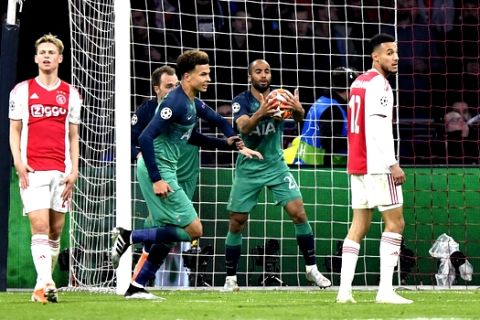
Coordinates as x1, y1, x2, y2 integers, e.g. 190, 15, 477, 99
137, 158, 197, 228
179, 177, 197, 200
227, 170, 302, 213
20, 170, 69, 214
350, 173, 403, 211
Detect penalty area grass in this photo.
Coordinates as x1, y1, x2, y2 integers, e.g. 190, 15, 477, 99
0, 289, 479, 319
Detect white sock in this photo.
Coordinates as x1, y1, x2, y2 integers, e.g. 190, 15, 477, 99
49, 238, 60, 273
305, 264, 317, 273
226, 275, 237, 282
339, 238, 360, 292
31, 234, 53, 289
379, 232, 402, 293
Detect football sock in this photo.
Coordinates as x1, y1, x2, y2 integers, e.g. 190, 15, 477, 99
132, 226, 192, 244
379, 232, 402, 292
134, 243, 172, 287
339, 238, 360, 291
31, 234, 53, 289
49, 238, 60, 273
294, 222, 316, 266
132, 251, 149, 281
225, 232, 242, 276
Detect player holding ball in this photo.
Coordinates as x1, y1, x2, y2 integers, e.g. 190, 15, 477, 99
222, 59, 331, 291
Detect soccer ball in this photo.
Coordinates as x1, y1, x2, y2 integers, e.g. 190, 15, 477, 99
268, 88, 293, 120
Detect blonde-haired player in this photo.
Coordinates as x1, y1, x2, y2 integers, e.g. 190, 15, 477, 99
336, 33, 412, 304
9, 33, 81, 303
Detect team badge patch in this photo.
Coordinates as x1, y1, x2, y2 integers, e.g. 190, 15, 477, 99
160, 107, 173, 119
131, 114, 138, 125
232, 102, 240, 114
56, 93, 67, 105
9, 101, 15, 112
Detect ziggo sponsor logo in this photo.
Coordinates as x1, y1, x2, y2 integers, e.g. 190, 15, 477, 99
30, 104, 67, 117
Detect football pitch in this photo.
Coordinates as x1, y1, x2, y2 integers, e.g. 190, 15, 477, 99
1, 289, 479, 319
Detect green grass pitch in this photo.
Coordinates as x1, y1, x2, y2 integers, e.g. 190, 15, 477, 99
1, 289, 479, 319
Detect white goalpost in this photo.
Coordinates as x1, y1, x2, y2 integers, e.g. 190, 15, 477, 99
68, 1, 478, 292
67, 0, 132, 292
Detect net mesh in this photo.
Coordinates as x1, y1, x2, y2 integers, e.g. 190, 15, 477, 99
68, 0, 480, 290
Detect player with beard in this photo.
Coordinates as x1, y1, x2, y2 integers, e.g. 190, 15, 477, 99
222, 59, 332, 291
336, 34, 412, 304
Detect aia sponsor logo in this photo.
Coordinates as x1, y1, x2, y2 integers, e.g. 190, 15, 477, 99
31, 104, 67, 118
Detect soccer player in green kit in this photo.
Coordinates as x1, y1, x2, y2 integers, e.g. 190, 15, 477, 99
112, 50, 262, 299
130, 65, 242, 292
222, 59, 332, 291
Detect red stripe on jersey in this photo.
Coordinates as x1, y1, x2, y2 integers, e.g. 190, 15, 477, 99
347, 71, 382, 174
27, 79, 71, 171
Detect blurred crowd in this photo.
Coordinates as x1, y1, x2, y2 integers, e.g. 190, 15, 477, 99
124, 0, 480, 166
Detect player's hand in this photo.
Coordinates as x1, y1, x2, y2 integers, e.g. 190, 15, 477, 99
390, 163, 406, 185
239, 146, 263, 160
286, 88, 304, 119
226, 135, 245, 150
256, 93, 277, 117
61, 171, 78, 206
14, 161, 34, 189
153, 180, 173, 198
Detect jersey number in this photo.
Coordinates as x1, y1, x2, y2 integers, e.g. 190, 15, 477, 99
284, 173, 299, 190
348, 94, 361, 134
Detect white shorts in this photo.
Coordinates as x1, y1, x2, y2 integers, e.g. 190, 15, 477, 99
20, 170, 69, 215
350, 174, 403, 211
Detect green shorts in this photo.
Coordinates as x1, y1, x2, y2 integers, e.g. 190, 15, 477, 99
137, 158, 197, 228
179, 177, 197, 200
227, 170, 302, 213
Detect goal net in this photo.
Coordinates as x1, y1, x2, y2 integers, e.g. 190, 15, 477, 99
68, 0, 480, 291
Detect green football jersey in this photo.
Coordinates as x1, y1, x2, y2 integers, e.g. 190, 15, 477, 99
232, 90, 289, 177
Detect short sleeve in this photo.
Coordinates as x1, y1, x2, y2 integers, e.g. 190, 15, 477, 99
365, 76, 390, 118
9, 81, 28, 120
232, 95, 248, 122
68, 86, 82, 124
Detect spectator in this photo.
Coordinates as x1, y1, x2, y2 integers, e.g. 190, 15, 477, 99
131, 9, 165, 104
452, 101, 473, 123
313, 1, 341, 92
382, 0, 441, 112
443, 110, 479, 164
284, 67, 359, 166
417, 0, 455, 35
179, 0, 227, 54
216, 10, 257, 99
280, 5, 315, 103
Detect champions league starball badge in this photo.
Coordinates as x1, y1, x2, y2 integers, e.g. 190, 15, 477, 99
131, 114, 138, 125
160, 107, 173, 119
232, 102, 240, 114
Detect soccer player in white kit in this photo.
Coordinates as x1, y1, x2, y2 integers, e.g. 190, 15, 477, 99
336, 34, 412, 304
9, 34, 81, 304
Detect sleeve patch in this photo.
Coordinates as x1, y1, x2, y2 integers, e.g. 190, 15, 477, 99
131, 114, 138, 125
232, 102, 241, 114
160, 107, 173, 119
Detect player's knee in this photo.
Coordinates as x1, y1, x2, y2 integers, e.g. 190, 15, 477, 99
49, 228, 63, 240
229, 213, 248, 232
31, 223, 50, 235
190, 225, 203, 239
386, 219, 405, 234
